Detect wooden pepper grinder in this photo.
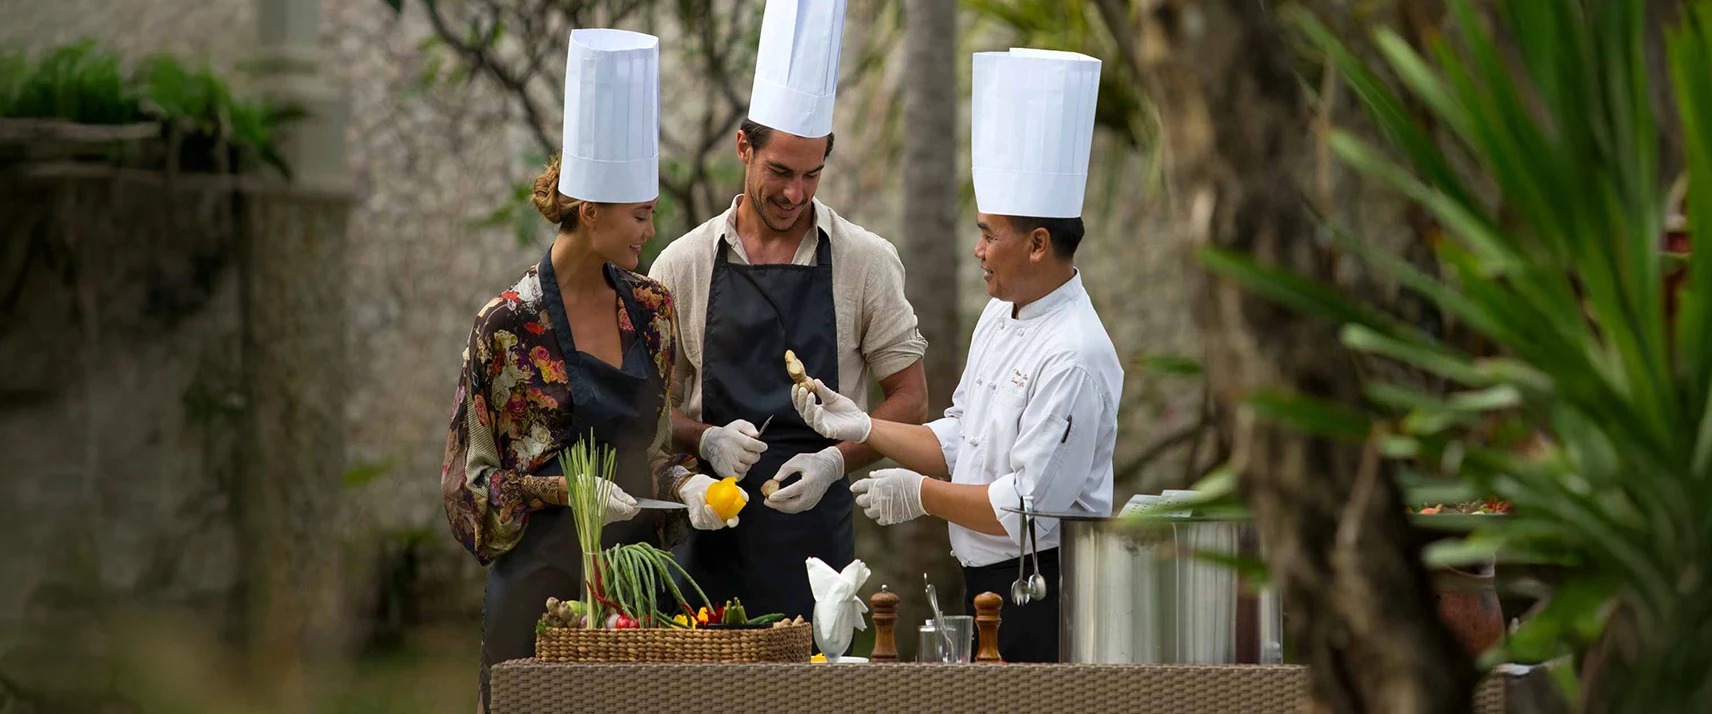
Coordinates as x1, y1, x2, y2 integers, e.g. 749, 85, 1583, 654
974, 591, 1003, 663
870, 585, 899, 662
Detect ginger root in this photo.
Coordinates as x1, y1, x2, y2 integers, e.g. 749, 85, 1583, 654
784, 350, 811, 388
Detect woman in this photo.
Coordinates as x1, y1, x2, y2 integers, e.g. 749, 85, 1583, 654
438, 29, 739, 711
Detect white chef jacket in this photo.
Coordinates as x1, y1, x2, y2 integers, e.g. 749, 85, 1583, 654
926, 271, 1124, 568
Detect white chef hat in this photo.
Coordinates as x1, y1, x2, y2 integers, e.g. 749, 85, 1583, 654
747, 0, 847, 139
558, 29, 659, 203
971, 48, 1102, 219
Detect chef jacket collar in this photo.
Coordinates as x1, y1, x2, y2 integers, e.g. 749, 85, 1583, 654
1010, 269, 1085, 323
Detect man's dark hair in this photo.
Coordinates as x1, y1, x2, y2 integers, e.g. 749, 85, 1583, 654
740, 118, 836, 158
1007, 215, 1085, 259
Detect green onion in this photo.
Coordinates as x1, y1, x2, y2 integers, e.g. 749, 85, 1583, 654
560, 436, 616, 628
561, 438, 714, 629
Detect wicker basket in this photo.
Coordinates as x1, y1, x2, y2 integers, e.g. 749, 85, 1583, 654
535, 622, 813, 663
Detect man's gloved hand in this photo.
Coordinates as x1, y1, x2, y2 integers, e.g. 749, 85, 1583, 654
791, 379, 872, 443
699, 419, 768, 479
850, 468, 927, 526
765, 446, 846, 514
677, 474, 744, 530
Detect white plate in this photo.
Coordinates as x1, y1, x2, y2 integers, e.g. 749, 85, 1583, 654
812, 656, 868, 664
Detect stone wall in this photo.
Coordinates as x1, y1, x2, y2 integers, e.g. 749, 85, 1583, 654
0, 167, 247, 712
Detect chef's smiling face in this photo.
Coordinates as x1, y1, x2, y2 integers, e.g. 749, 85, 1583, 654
738, 129, 828, 233
582, 200, 657, 271
974, 213, 1047, 301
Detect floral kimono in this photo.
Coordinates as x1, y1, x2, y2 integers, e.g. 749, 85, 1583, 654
440, 262, 697, 565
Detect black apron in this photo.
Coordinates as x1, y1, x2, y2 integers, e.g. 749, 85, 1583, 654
677, 231, 850, 621
480, 256, 664, 711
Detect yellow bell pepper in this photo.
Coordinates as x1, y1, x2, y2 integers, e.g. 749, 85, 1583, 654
705, 477, 746, 521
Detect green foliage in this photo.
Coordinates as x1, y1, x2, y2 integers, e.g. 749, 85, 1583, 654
3, 41, 139, 124
961, 0, 1151, 148
1187, 1, 1712, 709
135, 54, 299, 176
1136, 353, 1204, 378
0, 41, 294, 175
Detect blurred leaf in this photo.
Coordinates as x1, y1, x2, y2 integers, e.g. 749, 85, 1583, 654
1246, 389, 1373, 442
343, 458, 399, 489
1197, 246, 1402, 337
1422, 533, 1503, 568
385, 0, 405, 14
1481, 576, 1617, 668
1191, 551, 1272, 592
1137, 354, 1203, 377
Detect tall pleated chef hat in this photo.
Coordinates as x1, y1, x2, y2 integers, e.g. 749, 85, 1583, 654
747, 0, 847, 139
558, 29, 660, 203
971, 48, 1102, 219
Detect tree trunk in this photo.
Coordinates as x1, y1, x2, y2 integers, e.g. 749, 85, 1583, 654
1132, 1, 1477, 711
899, 0, 965, 643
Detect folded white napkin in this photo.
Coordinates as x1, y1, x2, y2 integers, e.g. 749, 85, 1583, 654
806, 557, 870, 661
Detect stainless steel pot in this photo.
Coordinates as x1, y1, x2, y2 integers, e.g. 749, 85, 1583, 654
1039, 511, 1283, 664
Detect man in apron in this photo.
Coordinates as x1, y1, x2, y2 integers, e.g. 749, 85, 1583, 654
787, 48, 1123, 663
648, 0, 929, 621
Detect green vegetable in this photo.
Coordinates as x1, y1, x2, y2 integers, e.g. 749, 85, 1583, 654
562, 441, 617, 627
722, 598, 747, 624
745, 613, 785, 626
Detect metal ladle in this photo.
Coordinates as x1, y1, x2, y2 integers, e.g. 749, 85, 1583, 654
1010, 494, 1031, 605
1026, 497, 1048, 600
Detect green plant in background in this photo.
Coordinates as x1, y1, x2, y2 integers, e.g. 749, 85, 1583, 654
2, 41, 140, 124
961, 0, 1151, 148
0, 40, 296, 176
1185, 0, 1712, 710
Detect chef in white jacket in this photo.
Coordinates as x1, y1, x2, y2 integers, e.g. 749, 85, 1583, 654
789, 47, 1122, 662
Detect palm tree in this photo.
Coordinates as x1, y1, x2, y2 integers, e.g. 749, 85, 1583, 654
1198, 0, 1712, 710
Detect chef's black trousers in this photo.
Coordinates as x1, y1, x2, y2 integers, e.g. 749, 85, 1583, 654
962, 547, 1060, 663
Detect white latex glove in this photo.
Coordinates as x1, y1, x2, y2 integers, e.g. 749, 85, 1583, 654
850, 468, 927, 526
791, 379, 872, 443
601, 484, 641, 525
699, 419, 768, 479
676, 474, 744, 530
765, 446, 846, 514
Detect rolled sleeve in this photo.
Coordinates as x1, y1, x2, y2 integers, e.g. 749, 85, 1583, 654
859, 242, 928, 380
987, 365, 1109, 546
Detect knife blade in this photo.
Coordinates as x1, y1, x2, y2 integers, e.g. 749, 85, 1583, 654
757, 415, 774, 438
633, 497, 689, 510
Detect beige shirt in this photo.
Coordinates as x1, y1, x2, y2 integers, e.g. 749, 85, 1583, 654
649, 195, 928, 419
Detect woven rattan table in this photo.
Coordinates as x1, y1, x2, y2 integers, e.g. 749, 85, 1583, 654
490, 661, 1507, 713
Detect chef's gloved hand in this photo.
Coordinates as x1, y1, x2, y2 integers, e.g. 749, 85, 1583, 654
791, 379, 872, 443
700, 419, 768, 480
677, 474, 744, 530
765, 446, 845, 514
562, 478, 642, 525
850, 468, 927, 526
602, 484, 641, 525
